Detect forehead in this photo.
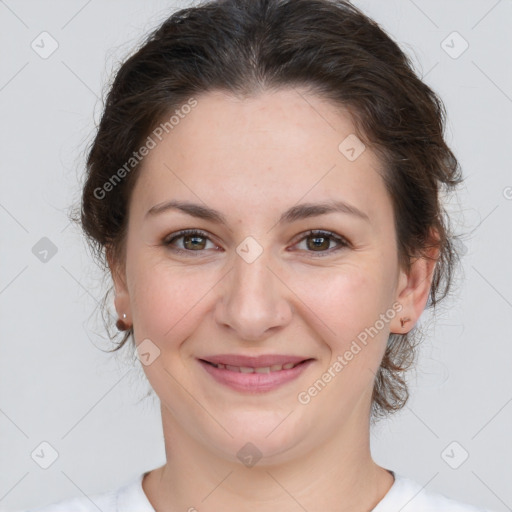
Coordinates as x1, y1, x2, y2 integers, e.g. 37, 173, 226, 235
129, 88, 392, 226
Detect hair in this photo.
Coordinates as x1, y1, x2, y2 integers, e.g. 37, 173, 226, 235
72, 0, 463, 420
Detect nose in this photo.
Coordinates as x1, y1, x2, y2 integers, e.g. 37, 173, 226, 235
214, 246, 293, 341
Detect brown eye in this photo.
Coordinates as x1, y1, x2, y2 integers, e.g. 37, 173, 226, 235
164, 229, 216, 254
306, 234, 331, 251
182, 233, 207, 250
294, 230, 349, 256
163, 229, 349, 257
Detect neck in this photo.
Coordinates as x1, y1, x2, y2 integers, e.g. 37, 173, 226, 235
142, 403, 394, 512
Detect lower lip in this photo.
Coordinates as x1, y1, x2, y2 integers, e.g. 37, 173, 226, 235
198, 359, 314, 393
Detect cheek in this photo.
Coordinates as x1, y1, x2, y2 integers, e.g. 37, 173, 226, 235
297, 263, 390, 340
130, 255, 219, 349
128, 263, 213, 388
130, 264, 209, 334
291, 264, 394, 421
300, 263, 395, 400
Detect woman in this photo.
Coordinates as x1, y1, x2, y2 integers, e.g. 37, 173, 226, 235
27, 0, 497, 510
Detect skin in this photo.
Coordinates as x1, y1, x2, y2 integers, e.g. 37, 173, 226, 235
108, 87, 438, 512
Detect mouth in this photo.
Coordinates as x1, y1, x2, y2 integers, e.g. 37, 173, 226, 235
200, 359, 307, 373
198, 356, 315, 393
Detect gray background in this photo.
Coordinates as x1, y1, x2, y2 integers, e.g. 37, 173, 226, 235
0, 0, 511, 511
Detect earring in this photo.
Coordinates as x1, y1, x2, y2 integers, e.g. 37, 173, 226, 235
400, 317, 410, 328
116, 313, 130, 331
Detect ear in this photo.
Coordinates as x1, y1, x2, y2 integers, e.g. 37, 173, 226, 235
390, 230, 440, 334
106, 244, 131, 322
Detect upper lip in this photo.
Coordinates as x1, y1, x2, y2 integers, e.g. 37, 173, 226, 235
200, 354, 312, 367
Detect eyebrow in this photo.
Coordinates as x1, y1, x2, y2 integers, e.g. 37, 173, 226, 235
145, 199, 370, 224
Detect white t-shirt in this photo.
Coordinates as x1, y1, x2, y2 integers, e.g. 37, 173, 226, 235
24, 470, 495, 512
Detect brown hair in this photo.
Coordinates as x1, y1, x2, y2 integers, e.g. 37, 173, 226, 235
72, 0, 463, 420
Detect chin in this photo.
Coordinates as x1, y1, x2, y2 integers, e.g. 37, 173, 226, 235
199, 409, 312, 466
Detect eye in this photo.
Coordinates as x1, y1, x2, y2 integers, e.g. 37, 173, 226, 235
163, 229, 349, 257
291, 229, 350, 257
163, 229, 219, 255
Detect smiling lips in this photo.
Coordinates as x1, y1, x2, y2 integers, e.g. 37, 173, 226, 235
208, 361, 301, 373
201, 353, 309, 369
198, 354, 314, 392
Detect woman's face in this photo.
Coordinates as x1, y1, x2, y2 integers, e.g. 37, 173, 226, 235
112, 88, 424, 463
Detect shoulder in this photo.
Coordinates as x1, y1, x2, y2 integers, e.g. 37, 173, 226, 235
374, 472, 496, 512
23, 472, 154, 512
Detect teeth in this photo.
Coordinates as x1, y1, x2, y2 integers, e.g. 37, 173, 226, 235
211, 361, 303, 372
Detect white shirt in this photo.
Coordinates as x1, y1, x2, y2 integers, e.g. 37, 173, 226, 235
24, 470, 495, 512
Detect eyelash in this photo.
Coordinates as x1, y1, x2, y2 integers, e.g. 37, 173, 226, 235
163, 229, 350, 257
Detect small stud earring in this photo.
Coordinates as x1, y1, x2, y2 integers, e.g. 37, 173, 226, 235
400, 317, 410, 328
116, 313, 129, 331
